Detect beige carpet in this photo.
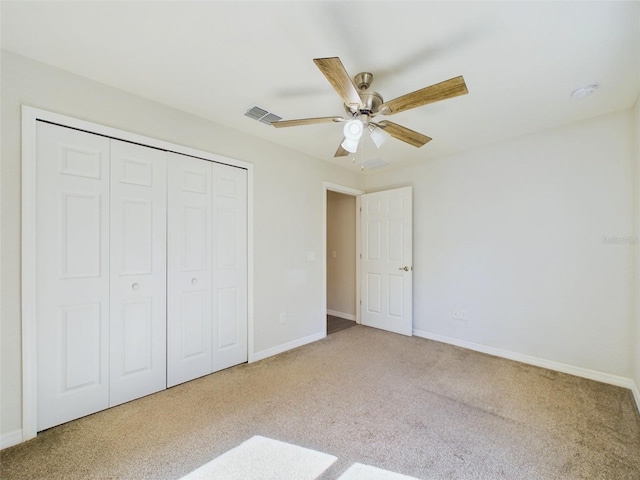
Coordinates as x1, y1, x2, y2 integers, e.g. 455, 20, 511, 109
2, 325, 640, 479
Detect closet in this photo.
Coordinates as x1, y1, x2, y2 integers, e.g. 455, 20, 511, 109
35, 122, 247, 431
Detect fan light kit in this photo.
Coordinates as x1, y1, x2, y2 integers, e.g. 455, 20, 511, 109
272, 57, 468, 160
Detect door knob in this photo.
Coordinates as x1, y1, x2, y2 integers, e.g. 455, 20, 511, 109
399, 266, 412, 271
132, 283, 140, 290
191, 278, 198, 285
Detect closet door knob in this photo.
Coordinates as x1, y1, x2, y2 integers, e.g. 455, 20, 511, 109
132, 283, 140, 290
191, 278, 198, 285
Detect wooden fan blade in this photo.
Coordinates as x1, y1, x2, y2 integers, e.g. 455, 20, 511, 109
379, 75, 468, 115
335, 140, 350, 157
376, 120, 432, 147
272, 116, 344, 128
313, 57, 362, 109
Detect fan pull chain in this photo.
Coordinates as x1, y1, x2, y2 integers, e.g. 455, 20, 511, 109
361, 132, 365, 171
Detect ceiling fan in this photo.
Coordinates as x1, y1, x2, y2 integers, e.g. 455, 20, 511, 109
272, 57, 468, 157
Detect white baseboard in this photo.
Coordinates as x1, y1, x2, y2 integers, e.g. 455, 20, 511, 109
1, 429, 23, 450
251, 331, 326, 363
327, 310, 356, 321
413, 330, 637, 393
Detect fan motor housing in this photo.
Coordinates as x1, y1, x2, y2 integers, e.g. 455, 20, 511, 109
345, 90, 384, 116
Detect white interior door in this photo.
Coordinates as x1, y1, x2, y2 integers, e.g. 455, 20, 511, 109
36, 122, 111, 430
167, 153, 213, 387
361, 186, 413, 336
211, 163, 248, 371
109, 140, 167, 406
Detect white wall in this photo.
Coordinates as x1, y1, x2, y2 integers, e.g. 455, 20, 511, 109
0, 51, 363, 443
326, 191, 356, 318
365, 110, 636, 379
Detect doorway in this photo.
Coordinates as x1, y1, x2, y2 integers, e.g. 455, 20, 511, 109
323, 183, 363, 335
323, 183, 414, 338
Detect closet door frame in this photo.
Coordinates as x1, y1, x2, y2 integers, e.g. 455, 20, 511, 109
21, 106, 254, 442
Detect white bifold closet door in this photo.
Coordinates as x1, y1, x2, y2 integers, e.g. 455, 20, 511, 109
167, 153, 247, 387
109, 140, 167, 406
210, 162, 248, 372
36, 122, 111, 431
167, 154, 213, 386
36, 122, 248, 430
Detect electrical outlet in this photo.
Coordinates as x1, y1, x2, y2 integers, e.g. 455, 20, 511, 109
279, 312, 286, 324
453, 309, 467, 321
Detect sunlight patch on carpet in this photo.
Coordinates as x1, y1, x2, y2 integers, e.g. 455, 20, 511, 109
180, 435, 337, 480
337, 462, 421, 480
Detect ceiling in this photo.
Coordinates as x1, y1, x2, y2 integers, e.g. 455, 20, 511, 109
2, 1, 639, 173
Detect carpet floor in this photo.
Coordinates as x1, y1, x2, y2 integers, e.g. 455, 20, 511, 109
327, 315, 356, 334
2, 325, 639, 479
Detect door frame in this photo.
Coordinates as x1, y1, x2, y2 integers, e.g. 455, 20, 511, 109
21, 106, 255, 442
322, 182, 364, 332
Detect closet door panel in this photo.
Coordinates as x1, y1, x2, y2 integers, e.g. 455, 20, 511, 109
212, 164, 248, 372
167, 153, 213, 387
36, 122, 111, 431
109, 140, 167, 406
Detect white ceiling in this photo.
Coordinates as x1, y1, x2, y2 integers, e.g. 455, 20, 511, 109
2, 1, 639, 173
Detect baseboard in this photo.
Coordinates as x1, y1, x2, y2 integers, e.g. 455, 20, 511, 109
251, 331, 326, 363
413, 330, 636, 392
1, 429, 23, 450
327, 310, 356, 321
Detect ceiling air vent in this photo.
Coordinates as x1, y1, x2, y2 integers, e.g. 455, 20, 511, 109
244, 105, 282, 125
362, 158, 389, 170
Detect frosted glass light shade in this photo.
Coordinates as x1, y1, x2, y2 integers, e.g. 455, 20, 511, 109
342, 119, 364, 153
369, 125, 389, 148
343, 119, 363, 140
341, 137, 359, 153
